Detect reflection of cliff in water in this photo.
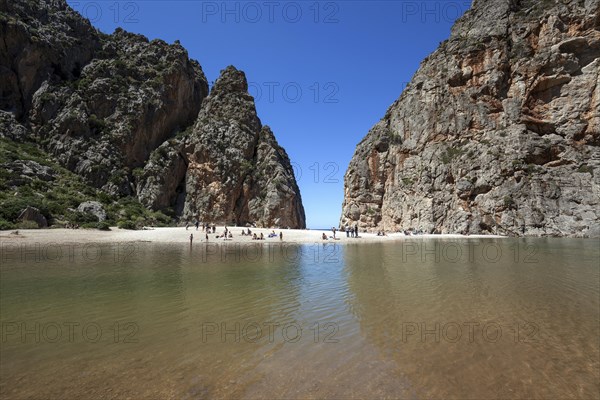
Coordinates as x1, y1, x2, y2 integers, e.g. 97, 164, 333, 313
341, 240, 600, 399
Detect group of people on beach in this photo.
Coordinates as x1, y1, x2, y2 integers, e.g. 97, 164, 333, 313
343, 224, 359, 238
322, 225, 359, 240
188, 223, 221, 244
216, 226, 233, 239
186, 221, 217, 233
403, 229, 423, 235
188, 223, 285, 245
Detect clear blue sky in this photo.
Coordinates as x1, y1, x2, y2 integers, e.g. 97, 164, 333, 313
67, 0, 470, 228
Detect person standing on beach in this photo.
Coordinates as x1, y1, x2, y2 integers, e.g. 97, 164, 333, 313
190, 233, 193, 245
354, 225, 358, 238
186, 222, 189, 230
195, 220, 199, 231
332, 227, 336, 239
345, 225, 349, 238
280, 232, 283, 241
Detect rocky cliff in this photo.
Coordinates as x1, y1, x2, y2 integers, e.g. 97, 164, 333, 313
181, 66, 305, 228
0, 0, 100, 119
341, 0, 599, 237
30, 27, 209, 196
0, 0, 305, 229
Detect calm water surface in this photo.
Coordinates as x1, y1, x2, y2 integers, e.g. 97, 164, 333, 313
1, 238, 599, 399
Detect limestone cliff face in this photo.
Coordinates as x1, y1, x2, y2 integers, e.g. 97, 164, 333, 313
0, 0, 100, 118
1, 0, 305, 228
30, 28, 208, 196
341, 0, 600, 237
136, 136, 188, 213
182, 66, 306, 228
1, 0, 208, 195
248, 126, 305, 228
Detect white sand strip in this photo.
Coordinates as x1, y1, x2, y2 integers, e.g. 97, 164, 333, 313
0, 227, 506, 245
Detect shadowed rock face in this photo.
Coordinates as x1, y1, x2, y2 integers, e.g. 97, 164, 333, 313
2, 0, 209, 195
136, 137, 189, 213
247, 126, 306, 228
182, 66, 306, 228
2, 0, 305, 227
341, 0, 600, 237
29, 28, 209, 196
0, 0, 100, 118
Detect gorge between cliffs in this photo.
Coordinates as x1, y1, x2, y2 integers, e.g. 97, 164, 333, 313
1, 0, 599, 237
1, 2, 600, 399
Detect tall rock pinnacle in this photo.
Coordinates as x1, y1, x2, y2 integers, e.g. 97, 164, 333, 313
183, 66, 306, 228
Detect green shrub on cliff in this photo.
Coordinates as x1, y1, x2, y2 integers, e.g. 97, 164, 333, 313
0, 139, 178, 230
117, 220, 137, 230
0, 219, 15, 230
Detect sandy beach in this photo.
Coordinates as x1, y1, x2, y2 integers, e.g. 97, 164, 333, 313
0, 226, 505, 245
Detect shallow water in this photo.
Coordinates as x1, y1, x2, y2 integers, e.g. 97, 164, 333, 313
1, 238, 598, 399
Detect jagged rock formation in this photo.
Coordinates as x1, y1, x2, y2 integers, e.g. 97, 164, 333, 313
29, 28, 208, 196
248, 125, 305, 228
0, 0, 100, 118
0, 111, 29, 141
182, 67, 306, 228
341, 0, 600, 237
136, 136, 188, 213
2, 0, 208, 196
1, 0, 305, 228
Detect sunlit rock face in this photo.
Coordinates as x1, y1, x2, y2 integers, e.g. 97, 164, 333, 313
182, 66, 306, 228
341, 0, 600, 237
